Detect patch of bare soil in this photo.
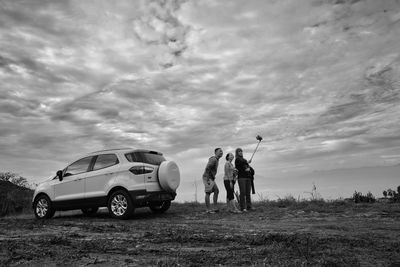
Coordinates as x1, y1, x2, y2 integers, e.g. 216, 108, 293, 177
1, 202, 400, 266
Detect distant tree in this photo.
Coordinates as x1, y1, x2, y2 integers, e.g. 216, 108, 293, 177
353, 191, 362, 203
387, 189, 394, 197
383, 190, 388, 198
0, 172, 29, 188
383, 187, 400, 203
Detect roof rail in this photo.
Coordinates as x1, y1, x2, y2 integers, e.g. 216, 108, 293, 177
89, 148, 133, 154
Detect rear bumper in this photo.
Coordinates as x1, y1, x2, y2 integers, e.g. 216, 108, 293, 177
129, 190, 176, 207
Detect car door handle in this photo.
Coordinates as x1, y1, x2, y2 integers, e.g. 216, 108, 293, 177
147, 176, 152, 179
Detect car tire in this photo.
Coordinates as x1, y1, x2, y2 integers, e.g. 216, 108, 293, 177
81, 207, 98, 216
158, 161, 180, 192
149, 200, 171, 214
108, 190, 133, 219
33, 195, 55, 219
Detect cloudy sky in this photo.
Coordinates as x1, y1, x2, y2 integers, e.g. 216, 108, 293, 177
1, 0, 400, 202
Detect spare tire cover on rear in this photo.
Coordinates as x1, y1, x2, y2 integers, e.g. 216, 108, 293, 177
158, 161, 180, 192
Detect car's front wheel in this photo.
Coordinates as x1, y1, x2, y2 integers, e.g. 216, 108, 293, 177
81, 207, 98, 216
33, 195, 55, 219
108, 190, 133, 219
149, 200, 171, 214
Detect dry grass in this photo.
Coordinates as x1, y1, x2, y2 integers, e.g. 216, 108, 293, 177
2, 199, 399, 266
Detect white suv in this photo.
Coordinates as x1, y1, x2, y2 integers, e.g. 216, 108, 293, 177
32, 148, 180, 219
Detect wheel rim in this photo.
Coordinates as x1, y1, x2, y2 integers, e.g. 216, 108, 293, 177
111, 194, 128, 216
36, 198, 48, 217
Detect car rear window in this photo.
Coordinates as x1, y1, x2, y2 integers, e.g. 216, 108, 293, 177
125, 151, 166, 165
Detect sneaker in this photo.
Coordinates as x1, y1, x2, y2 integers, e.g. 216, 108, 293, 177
242, 209, 248, 212
206, 210, 216, 214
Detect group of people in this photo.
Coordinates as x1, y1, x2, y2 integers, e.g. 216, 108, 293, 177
202, 147, 255, 214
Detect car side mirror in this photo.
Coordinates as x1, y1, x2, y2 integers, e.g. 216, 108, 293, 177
57, 170, 63, 181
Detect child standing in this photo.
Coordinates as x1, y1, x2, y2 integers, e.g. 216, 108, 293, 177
223, 153, 241, 213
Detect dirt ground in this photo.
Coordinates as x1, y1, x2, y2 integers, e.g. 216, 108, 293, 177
1, 201, 400, 266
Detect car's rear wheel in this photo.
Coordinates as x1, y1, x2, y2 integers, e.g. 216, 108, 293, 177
33, 195, 55, 219
81, 207, 98, 216
149, 200, 171, 214
108, 190, 133, 219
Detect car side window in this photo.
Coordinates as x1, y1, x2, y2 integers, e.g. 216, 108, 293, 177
64, 156, 93, 176
125, 153, 140, 163
93, 154, 119, 171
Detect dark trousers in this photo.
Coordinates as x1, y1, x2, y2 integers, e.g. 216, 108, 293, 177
224, 180, 235, 201
238, 178, 252, 210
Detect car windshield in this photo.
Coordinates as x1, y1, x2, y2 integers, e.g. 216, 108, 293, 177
125, 151, 166, 165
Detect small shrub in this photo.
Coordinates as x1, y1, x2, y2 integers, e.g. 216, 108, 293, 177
352, 191, 375, 203
276, 195, 297, 207
304, 183, 322, 201
0, 179, 33, 217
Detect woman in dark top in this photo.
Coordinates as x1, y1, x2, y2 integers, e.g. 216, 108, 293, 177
234, 148, 253, 212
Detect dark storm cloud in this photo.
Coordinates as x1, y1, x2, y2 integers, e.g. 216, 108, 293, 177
367, 134, 400, 146
0, 100, 35, 117
98, 108, 120, 120
0, 53, 69, 85
312, 53, 400, 143
48, 92, 123, 126
0, 55, 14, 72
303, 125, 370, 141
363, 55, 400, 103
318, 101, 368, 125
0, 90, 43, 118
0, 0, 84, 40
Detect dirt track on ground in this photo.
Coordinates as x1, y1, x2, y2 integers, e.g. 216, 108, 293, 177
1, 202, 400, 266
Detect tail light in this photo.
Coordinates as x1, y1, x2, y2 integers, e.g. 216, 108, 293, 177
129, 166, 143, 175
